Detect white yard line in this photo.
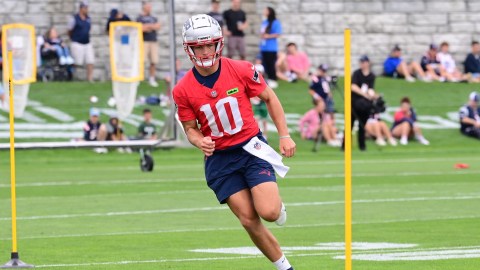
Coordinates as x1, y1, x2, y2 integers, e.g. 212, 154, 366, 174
34, 245, 480, 268
3, 170, 479, 188
7, 215, 478, 241
0, 195, 478, 222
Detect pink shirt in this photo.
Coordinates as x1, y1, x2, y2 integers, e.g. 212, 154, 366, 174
287, 52, 311, 73
298, 109, 320, 139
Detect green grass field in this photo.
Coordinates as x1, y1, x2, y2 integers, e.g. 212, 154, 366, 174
0, 78, 479, 269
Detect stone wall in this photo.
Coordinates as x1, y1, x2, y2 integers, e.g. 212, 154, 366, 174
1, 0, 480, 80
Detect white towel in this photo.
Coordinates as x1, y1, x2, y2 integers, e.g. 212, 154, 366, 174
242, 137, 290, 178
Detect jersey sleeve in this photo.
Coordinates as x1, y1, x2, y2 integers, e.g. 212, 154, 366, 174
172, 86, 197, 122
243, 62, 268, 98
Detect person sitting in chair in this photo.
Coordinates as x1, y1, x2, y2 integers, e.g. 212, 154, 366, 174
42, 26, 74, 65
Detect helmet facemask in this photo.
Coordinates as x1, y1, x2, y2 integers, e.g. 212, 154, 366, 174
184, 37, 224, 68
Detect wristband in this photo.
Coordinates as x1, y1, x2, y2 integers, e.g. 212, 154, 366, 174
279, 135, 291, 139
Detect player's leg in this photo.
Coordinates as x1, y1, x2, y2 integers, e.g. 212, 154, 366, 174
226, 189, 281, 257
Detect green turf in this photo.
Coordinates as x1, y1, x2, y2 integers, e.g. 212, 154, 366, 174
0, 78, 478, 269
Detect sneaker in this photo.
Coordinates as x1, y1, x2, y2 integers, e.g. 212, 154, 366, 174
418, 137, 430, 145
375, 138, 387, 146
421, 76, 432, 83
267, 79, 278, 89
405, 76, 416, 83
438, 77, 446, 82
93, 147, 108, 154
149, 77, 159, 87
327, 140, 340, 147
388, 138, 398, 146
66, 56, 75, 65
117, 147, 125, 153
275, 203, 287, 226
400, 136, 408, 145
59, 56, 67, 65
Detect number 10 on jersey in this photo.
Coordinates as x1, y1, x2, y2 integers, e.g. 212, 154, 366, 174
200, 96, 244, 137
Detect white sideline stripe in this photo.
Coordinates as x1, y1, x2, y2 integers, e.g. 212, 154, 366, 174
0, 122, 83, 130
1, 195, 479, 221
3, 170, 480, 188
34, 246, 480, 268
0, 131, 82, 139
30, 106, 75, 122
3, 215, 479, 241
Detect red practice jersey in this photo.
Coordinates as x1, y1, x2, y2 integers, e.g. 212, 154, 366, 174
173, 58, 267, 150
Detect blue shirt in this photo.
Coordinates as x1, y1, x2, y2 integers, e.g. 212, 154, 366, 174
137, 14, 158, 42
260, 19, 282, 52
383, 57, 402, 76
70, 14, 91, 44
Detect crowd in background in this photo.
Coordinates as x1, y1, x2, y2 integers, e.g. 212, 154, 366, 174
0, 0, 479, 150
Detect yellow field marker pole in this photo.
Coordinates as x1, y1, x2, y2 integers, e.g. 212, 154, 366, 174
2, 50, 34, 268
344, 29, 352, 270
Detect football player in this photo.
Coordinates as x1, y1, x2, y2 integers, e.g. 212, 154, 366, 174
173, 14, 295, 270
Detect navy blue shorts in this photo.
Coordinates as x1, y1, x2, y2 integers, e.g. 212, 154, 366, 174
204, 136, 276, 204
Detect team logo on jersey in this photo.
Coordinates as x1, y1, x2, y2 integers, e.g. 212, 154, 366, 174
254, 142, 262, 150
227, 88, 239, 96
252, 70, 260, 83
210, 90, 218, 98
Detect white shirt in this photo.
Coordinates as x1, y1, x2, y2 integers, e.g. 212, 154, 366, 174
437, 52, 456, 73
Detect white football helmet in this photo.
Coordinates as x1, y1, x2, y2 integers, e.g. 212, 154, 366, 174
182, 14, 224, 67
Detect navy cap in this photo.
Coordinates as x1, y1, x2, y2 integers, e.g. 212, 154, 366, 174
430, 43, 438, 50
318, 64, 329, 72
79, 1, 88, 8
469, 91, 479, 102
110, 9, 119, 19
359, 55, 370, 62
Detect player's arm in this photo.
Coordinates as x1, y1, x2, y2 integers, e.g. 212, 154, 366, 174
258, 87, 296, 158
181, 120, 215, 156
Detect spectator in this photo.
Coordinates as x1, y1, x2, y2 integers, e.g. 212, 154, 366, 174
420, 44, 447, 82
459, 91, 480, 139
464, 41, 480, 83
259, 6, 281, 88
106, 115, 131, 153
391, 97, 430, 146
383, 45, 429, 83
365, 114, 397, 146
42, 26, 74, 65
68, 1, 95, 82
207, 0, 224, 30
223, 0, 248, 60
436, 41, 465, 82
105, 9, 131, 33
138, 108, 158, 140
83, 108, 108, 153
298, 102, 321, 141
276, 42, 311, 83
137, 1, 161, 87
347, 55, 383, 151
309, 64, 340, 147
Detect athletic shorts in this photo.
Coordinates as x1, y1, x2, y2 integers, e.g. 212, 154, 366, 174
144, 41, 159, 65
226, 36, 246, 58
254, 102, 268, 119
71, 42, 95, 65
204, 134, 276, 204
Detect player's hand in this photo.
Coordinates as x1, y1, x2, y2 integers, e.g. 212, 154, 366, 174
200, 136, 215, 157
280, 137, 296, 158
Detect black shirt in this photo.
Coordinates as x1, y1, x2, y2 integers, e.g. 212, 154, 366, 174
464, 53, 480, 74
207, 11, 224, 28
223, 9, 246, 37
351, 69, 375, 100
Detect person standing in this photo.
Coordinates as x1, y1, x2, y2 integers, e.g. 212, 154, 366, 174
137, 1, 161, 87
207, 0, 224, 30
68, 1, 95, 82
223, 0, 248, 60
174, 14, 295, 270
260, 7, 282, 88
